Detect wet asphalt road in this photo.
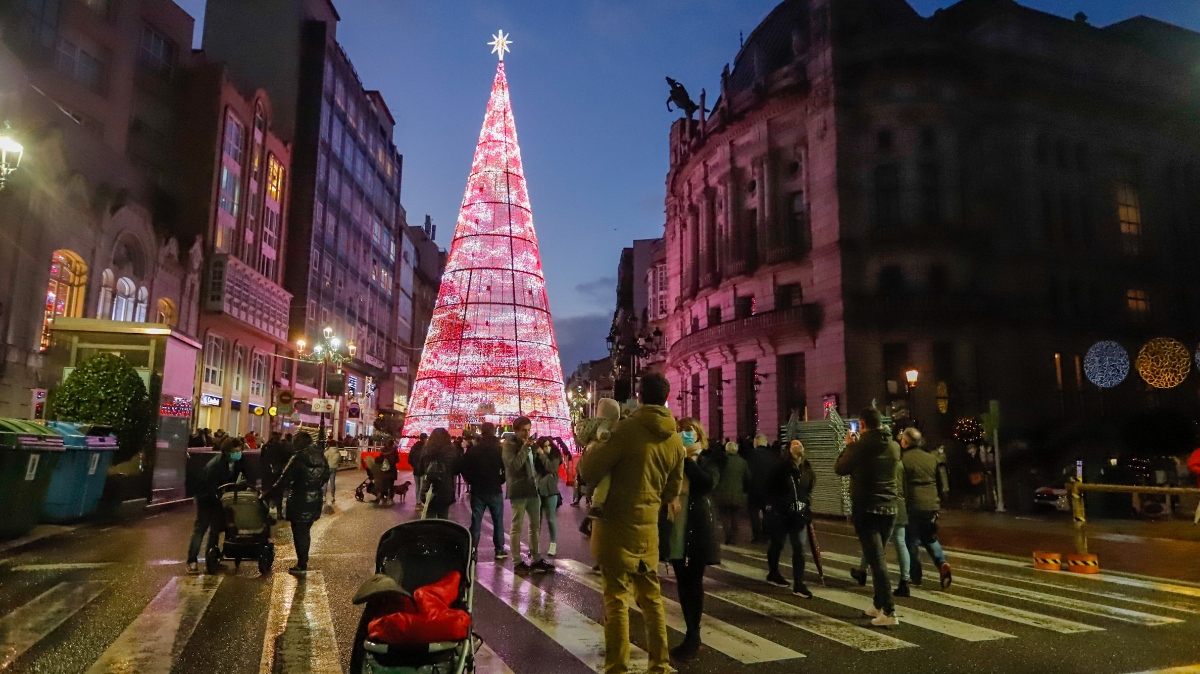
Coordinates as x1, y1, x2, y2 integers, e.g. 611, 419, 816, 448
1, 468, 1199, 674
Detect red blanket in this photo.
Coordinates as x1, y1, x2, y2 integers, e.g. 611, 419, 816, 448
367, 571, 469, 645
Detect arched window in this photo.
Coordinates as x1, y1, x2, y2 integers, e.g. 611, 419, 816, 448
41, 250, 88, 351
134, 286, 149, 322
112, 277, 136, 321
97, 269, 115, 318
156, 298, 176, 327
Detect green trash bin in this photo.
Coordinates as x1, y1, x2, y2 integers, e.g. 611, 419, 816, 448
0, 419, 66, 539
43, 422, 118, 522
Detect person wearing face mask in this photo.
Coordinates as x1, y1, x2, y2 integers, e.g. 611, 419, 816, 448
660, 418, 722, 662
187, 438, 247, 573
764, 439, 816, 598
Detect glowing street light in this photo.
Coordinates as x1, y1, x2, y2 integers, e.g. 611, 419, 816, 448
298, 327, 353, 447
0, 123, 25, 191
905, 368, 919, 387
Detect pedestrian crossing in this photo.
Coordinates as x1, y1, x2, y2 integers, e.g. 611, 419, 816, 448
0, 537, 1196, 673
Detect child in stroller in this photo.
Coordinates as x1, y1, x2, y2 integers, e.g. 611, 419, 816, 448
350, 520, 477, 674
206, 482, 275, 575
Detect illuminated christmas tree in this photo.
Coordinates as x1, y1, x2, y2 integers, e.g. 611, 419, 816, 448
402, 34, 572, 442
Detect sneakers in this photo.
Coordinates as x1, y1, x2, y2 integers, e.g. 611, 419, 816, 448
871, 611, 900, 627
186, 562, 199, 574
590, 564, 601, 575
514, 561, 532, 574
288, 565, 307, 576
893, 580, 910, 598
862, 606, 881, 619
850, 568, 867, 586
531, 559, 556, 573
792, 583, 813, 598
548, 542, 557, 556
939, 562, 953, 589
766, 571, 789, 587
495, 548, 510, 560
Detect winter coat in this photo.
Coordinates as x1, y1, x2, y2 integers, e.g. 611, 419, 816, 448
457, 436, 506, 497
744, 443, 780, 497
408, 440, 427, 476
273, 437, 330, 523
423, 440, 461, 508
535, 448, 563, 498
902, 446, 944, 512
713, 450, 751, 508
196, 454, 246, 506
765, 456, 815, 534
324, 446, 341, 472
502, 435, 539, 500
261, 439, 290, 476
1188, 448, 1200, 488
834, 428, 900, 516
893, 462, 908, 526
661, 450, 722, 565
579, 405, 686, 573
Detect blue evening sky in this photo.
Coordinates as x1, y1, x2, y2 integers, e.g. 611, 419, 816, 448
177, 0, 1199, 372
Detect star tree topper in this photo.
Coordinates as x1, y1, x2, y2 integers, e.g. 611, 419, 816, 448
489, 30, 512, 61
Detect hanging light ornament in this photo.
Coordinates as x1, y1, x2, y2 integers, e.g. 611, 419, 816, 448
1083, 340, 1129, 389
1135, 337, 1191, 389
954, 417, 983, 444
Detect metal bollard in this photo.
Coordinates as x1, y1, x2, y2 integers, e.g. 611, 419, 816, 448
1067, 478, 1088, 555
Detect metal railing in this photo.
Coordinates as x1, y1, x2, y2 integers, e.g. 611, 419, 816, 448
1066, 478, 1200, 555
668, 305, 811, 363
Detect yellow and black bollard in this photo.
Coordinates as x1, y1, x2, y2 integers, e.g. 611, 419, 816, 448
1066, 478, 1100, 573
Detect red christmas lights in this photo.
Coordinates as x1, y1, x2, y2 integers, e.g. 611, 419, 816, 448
401, 63, 571, 443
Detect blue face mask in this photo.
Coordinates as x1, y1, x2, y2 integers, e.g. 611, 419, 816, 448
680, 431, 696, 446
229, 452, 243, 461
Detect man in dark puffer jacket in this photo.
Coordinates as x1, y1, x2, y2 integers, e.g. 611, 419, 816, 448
270, 431, 329, 575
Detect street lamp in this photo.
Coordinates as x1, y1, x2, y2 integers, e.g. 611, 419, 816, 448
905, 369, 919, 388
297, 326, 353, 448
904, 368, 919, 424
0, 123, 25, 191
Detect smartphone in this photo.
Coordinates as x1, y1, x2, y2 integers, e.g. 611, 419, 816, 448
849, 421, 860, 434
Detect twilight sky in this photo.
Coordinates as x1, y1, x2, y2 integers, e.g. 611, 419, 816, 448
177, 0, 1200, 373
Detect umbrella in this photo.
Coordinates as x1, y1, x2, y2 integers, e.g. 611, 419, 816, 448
807, 520, 826, 585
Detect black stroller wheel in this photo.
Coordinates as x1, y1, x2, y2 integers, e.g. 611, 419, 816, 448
205, 547, 221, 574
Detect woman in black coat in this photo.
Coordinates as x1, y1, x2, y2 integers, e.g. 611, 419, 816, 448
660, 418, 722, 662
270, 431, 329, 575
422, 429, 460, 519
764, 439, 816, 597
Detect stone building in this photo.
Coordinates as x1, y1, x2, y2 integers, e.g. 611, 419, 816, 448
662, 0, 1200, 452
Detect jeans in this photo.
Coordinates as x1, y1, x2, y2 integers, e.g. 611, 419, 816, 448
719, 504, 742, 544
748, 494, 766, 541
767, 520, 806, 583
853, 512, 896, 614
601, 561, 670, 674
857, 523, 910, 582
327, 469, 337, 501
671, 560, 706, 638
906, 510, 947, 584
509, 496, 542, 562
187, 499, 222, 563
540, 493, 560, 544
292, 520, 313, 569
470, 492, 505, 552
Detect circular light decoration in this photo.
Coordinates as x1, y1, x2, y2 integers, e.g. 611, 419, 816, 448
1135, 338, 1191, 389
954, 417, 983, 444
1083, 341, 1130, 389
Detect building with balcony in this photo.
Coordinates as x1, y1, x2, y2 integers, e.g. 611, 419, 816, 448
609, 238, 667, 402
662, 0, 1200, 458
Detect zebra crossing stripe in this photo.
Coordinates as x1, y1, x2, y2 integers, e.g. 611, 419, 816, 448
557, 558, 804, 663
944, 549, 1200, 599
85, 576, 220, 673
475, 642, 516, 674
11, 563, 113, 572
259, 571, 341, 674
0, 581, 108, 669
1127, 665, 1200, 673
475, 561, 650, 673
714, 559, 1012, 642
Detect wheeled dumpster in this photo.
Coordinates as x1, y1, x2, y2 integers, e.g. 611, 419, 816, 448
42, 422, 118, 522
0, 419, 66, 538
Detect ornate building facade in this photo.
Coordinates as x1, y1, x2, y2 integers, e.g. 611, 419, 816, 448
663, 0, 1200, 449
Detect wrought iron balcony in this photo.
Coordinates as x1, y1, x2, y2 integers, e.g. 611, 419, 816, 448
667, 304, 817, 364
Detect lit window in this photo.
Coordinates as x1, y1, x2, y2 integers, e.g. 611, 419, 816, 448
203, 335, 226, 387
1115, 182, 1141, 255
41, 250, 88, 351
111, 277, 136, 321
133, 286, 149, 322
156, 298, 176, 327
250, 352, 268, 398
218, 166, 241, 218
267, 155, 285, 202
139, 26, 177, 79
1126, 289, 1149, 315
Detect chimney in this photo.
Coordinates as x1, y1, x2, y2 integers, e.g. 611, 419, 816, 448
424, 214, 432, 237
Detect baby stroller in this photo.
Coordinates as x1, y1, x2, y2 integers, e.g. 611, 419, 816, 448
356, 473, 377, 502
350, 520, 477, 674
206, 482, 275, 575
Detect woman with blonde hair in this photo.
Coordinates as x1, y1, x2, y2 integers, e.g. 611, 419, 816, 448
661, 417, 722, 661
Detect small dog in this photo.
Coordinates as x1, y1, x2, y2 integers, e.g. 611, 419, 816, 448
395, 481, 413, 503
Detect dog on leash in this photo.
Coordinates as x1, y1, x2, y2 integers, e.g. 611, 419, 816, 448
395, 480, 413, 503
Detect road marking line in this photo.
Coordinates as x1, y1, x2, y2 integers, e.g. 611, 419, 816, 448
0, 581, 108, 670
10, 563, 113, 572
943, 548, 1200, 599
715, 559, 1011, 642
259, 571, 341, 674
800, 549, 1179, 626
476, 561, 649, 673
725, 547, 1103, 634
558, 559, 803, 663
86, 576, 220, 673
476, 642, 516, 674
1128, 666, 1200, 673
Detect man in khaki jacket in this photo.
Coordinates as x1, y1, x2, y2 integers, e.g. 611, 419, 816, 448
579, 373, 685, 674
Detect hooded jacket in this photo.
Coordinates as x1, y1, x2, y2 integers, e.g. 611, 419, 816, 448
661, 449, 722, 565
579, 404, 686, 572
834, 428, 900, 516
457, 435, 506, 497
712, 447, 751, 507
273, 435, 330, 523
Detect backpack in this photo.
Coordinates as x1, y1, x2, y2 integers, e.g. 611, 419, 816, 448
424, 457, 447, 484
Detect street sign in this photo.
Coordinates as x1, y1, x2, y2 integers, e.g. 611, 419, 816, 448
277, 390, 295, 416
312, 398, 335, 414
348, 401, 361, 419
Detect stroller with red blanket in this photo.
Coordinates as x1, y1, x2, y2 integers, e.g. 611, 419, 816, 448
350, 520, 477, 674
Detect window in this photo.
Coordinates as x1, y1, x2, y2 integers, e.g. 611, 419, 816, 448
55, 38, 104, 90
775, 284, 801, 310
232, 345, 247, 394
217, 166, 241, 228
707, 306, 721, 328
734, 296, 755, 319
156, 298, 176, 326
139, 26, 177, 79
1115, 182, 1142, 255
1126, 289, 1149, 316
97, 269, 114, 318
919, 162, 941, 224
203, 335, 227, 387
41, 250, 88, 351
133, 286, 149, 323
874, 164, 901, 229
789, 191, 810, 251
111, 277, 136, 321
222, 112, 244, 165
259, 207, 280, 281
267, 155, 284, 202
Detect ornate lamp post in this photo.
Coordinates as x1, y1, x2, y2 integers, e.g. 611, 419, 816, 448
0, 123, 25, 191
296, 326, 355, 448
905, 368, 919, 423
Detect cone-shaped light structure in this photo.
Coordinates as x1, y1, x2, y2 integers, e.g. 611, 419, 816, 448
402, 62, 571, 441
